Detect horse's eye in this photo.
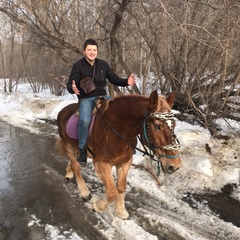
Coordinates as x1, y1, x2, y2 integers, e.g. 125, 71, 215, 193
154, 125, 161, 130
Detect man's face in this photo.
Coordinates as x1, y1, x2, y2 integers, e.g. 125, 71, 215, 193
84, 44, 98, 63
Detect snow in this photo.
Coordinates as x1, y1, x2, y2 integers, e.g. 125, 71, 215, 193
0, 82, 240, 239
112, 218, 158, 240
28, 214, 83, 240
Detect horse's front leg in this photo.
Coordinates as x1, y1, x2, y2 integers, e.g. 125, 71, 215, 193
114, 158, 132, 219
92, 161, 118, 212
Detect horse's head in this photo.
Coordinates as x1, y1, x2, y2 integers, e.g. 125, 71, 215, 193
143, 90, 181, 174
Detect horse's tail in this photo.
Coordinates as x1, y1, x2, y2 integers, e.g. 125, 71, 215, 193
55, 136, 67, 156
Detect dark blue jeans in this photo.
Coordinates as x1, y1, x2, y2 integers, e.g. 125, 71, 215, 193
78, 95, 110, 149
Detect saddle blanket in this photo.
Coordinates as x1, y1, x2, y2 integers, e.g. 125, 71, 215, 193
66, 113, 95, 139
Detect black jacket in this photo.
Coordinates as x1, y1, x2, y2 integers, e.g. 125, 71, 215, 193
67, 57, 128, 98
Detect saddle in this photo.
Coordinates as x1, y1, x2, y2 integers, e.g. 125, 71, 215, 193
75, 96, 109, 117
66, 97, 110, 139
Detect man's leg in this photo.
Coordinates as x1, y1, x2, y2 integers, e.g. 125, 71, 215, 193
78, 96, 96, 163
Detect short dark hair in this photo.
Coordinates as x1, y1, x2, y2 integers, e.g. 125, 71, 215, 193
83, 39, 98, 50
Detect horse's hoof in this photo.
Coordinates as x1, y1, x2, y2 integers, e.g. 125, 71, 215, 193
116, 209, 130, 220
82, 193, 92, 202
64, 177, 72, 183
91, 202, 101, 213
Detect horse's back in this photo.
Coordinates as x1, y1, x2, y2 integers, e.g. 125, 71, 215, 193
57, 103, 78, 121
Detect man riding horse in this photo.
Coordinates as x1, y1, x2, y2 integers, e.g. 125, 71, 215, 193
67, 39, 136, 164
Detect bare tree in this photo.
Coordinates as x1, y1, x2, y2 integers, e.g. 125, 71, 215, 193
127, 0, 240, 134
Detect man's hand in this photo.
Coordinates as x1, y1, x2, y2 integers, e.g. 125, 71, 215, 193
127, 73, 136, 86
72, 80, 80, 95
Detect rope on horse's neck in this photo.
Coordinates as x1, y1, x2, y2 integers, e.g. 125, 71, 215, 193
95, 104, 159, 162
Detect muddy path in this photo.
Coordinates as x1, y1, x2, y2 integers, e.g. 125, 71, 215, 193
0, 121, 114, 240
0, 120, 239, 240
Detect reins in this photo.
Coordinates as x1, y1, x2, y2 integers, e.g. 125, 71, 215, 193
94, 102, 180, 176
95, 104, 155, 159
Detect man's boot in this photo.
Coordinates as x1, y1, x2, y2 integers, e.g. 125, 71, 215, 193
78, 148, 87, 165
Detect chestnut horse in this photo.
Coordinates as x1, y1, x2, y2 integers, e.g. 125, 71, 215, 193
56, 90, 181, 219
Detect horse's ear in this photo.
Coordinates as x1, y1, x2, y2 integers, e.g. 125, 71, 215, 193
149, 90, 158, 111
166, 92, 176, 108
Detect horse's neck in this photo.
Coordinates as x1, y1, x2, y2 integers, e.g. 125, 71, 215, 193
109, 97, 148, 137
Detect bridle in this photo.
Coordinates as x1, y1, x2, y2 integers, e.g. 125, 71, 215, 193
139, 111, 180, 175
143, 112, 180, 155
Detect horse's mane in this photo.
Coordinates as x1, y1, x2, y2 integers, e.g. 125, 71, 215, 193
158, 95, 171, 112
111, 94, 171, 112
110, 94, 148, 110
113, 94, 148, 101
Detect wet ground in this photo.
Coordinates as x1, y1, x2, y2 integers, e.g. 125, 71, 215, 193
182, 184, 240, 227
0, 120, 240, 240
0, 121, 111, 240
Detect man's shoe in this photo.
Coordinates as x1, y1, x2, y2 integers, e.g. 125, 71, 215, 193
78, 148, 87, 165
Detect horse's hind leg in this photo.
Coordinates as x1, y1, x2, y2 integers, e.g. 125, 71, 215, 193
114, 158, 132, 219
92, 161, 118, 212
65, 160, 74, 183
66, 147, 91, 201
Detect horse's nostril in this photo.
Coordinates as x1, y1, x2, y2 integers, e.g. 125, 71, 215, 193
168, 165, 175, 174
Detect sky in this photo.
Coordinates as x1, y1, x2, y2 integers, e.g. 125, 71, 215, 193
0, 82, 240, 240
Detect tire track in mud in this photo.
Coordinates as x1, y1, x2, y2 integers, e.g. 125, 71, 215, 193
125, 191, 215, 240
124, 174, 240, 240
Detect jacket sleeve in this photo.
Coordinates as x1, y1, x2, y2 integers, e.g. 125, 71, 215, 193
105, 62, 128, 87
66, 62, 81, 94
